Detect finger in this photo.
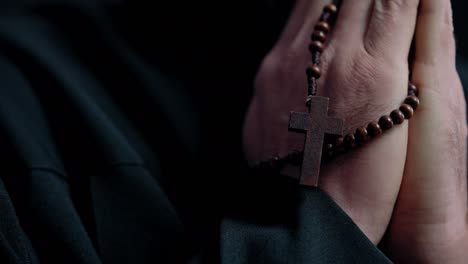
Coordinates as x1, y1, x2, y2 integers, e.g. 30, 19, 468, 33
387, 0, 467, 258
404, 0, 465, 223
281, 0, 328, 51
409, 0, 460, 170
331, 0, 373, 46
364, 0, 420, 59
413, 0, 456, 70
411, 0, 457, 105
408, 0, 458, 177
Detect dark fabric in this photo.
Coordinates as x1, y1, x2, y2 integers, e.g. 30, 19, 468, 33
0, 0, 464, 263
220, 182, 389, 263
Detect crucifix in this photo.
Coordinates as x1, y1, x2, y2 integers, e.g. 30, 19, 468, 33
289, 96, 343, 186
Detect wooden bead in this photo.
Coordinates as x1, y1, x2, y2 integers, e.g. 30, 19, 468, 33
335, 136, 346, 153
309, 41, 324, 53
320, 12, 331, 22
408, 83, 418, 95
355, 127, 369, 143
379, 115, 394, 130
306, 65, 321, 78
324, 4, 338, 14
404, 95, 420, 110
315, 21, 330, 33
323, 143, 334, 158
344, 134, 356, 149
311, 30, 327, 42
367, 121, 382, 137
390, 109, 405, 125
400, 104, 414, 119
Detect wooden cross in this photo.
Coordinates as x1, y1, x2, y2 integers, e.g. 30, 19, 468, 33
289, 96, 343, 186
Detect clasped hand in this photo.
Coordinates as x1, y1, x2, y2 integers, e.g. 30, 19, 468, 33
243, 0, 468, 262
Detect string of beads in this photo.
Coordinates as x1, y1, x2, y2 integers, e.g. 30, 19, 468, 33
323, 84, 419, 158
305, 2, 420, 159
306, 3, 339, 101
254, 1, 420, 171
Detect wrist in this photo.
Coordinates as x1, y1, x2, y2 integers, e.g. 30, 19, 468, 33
321, 183, 391, 245
385, 220, 468, 263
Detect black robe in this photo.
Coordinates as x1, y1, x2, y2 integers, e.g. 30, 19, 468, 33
0, 1, 466, 263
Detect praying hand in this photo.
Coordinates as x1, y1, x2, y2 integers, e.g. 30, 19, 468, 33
244, 0, 467, 262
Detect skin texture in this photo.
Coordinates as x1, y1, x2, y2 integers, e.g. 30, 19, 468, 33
243, 0, 468, 261
384, 0, 468, 262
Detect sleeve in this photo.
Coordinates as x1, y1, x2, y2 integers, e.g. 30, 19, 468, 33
0, 52, 41, 264
216, 172, 391, 264
0, 177, 39, 264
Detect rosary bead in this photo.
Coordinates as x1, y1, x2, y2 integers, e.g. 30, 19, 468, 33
355, 127, 369, 143
367, 121, 383, 137
399, 104, 414, 119
320, 12, 331, 22
379, 115, 394, 130
335, 136, 346, 153
306, 65, 321, 78
311, 30, 327, 42
309, 41, 325, 53
324, 143, 334, 158
344, 134, 357, 149
404, 95, 420, 110
390, 109, 405, 125
315, 21, 330, 33
324, 4, 338, 14
408, 82, 418, 95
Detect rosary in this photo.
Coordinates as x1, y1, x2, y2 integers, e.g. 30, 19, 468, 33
260, 1, 420, 187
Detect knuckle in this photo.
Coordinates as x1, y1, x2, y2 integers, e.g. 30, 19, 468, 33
254, 53, 280, 92
384, 0, 418, 11
377, 0, 418, 16
373, 1, 396, 24
370, 0, 418, 37
333, 53, 407, 117
255, 48, 297, 84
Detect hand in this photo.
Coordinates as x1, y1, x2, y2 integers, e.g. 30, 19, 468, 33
243, 0, 419, 244
383, 0, 468, 262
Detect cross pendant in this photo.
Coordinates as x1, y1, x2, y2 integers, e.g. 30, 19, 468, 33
289, 96, 344, 186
